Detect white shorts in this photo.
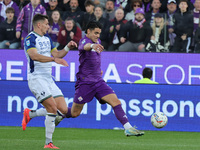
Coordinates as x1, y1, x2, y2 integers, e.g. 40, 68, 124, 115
28, 75, 63, 103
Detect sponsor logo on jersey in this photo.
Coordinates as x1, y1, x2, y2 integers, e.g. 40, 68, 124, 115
26, 40, 30, 46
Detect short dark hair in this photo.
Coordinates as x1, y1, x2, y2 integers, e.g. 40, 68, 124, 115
5, 7, 15, 14
84, 0, 95, 7
85, 21, 102, 34
32, 14, 49, 27
142, 67, 153, 79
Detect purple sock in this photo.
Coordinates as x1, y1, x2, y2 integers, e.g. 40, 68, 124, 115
64, 107, 72, 118
113, 104, 129, 125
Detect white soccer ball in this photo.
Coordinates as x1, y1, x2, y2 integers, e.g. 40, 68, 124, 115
151, 112, 168, 129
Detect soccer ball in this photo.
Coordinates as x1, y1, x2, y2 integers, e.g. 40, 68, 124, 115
151, 112, 168, 129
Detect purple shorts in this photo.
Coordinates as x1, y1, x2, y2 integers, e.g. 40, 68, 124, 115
73, 80, 115, 104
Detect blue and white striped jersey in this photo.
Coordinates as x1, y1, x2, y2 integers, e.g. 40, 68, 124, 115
24, 31, 56, 76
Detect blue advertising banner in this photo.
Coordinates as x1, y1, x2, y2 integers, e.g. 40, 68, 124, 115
0, 80, 199, 132
0, 49, 200, 84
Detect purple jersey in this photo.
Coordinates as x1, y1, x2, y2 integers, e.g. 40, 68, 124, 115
16, 3, 46, 33
49, 22, 60, 42
76, 35, 102, 84
0, 1, 20, 23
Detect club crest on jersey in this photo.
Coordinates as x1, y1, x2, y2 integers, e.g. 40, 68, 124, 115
78, 96, 83, 102
41, 91, 45, 96
26, 40, 30, 46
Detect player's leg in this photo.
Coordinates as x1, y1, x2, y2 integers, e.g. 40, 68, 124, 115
23, 76, 59, 148
50, 80, 68, 126
64, 83, 95, 118
22, 77, 49, 130
55, 97, 68, 114
54, 96, 68, 126
42, 97, 57, 144
64, 102, 84, 118
95, 81, 144, 136
22, 107, 47, 130
71, 102, 85, 117
101, 93, 131, 128
42, 97, 59, 149
101, 93, 144, 136
29, 108, 47, 118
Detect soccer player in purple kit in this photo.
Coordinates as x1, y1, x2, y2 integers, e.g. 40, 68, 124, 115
59, 21, 144, 137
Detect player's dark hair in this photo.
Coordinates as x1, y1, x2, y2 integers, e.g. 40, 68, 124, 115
5, 7, 15, 13
142, 67, 153, 79
32, 14, 49, 27
85, 21, 102, 34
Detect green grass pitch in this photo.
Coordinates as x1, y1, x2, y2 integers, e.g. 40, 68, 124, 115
0, 126, 199, 150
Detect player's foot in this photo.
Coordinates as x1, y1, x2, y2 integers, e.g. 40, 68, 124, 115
55, 116, 63, 126
124, 127, 144, 137
44, 142, 59, 149
22, 108, 32, 131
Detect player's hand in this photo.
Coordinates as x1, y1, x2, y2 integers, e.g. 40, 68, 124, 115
91, 44, 104, 53
67, 41, 77, 49
54, 58, 69, 66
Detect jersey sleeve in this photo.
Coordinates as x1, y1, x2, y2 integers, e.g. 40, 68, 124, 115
78, 38, 87, 51
24, 34, 37, 52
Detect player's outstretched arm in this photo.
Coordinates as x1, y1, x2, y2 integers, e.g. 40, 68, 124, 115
28, 48, 54, 62
27, 48, 68, 66
52, 41, 77, 58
